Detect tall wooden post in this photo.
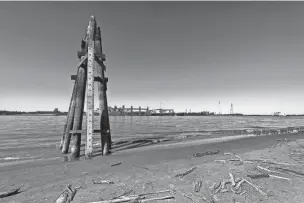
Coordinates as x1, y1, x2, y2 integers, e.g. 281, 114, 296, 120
131, 106, 133, 116
85, 16, 96, 159
139, 106, 141, 115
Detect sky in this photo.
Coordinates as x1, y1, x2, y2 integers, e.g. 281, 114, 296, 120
1, 2, 304, 114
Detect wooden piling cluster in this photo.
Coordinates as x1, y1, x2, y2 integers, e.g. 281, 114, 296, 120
59, 16, 111, 159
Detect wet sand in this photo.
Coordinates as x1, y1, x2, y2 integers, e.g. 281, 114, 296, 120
1, 132, 304, 203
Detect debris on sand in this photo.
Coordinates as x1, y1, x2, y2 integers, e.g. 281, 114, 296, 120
273, 167, 304, 177
174, 166, 197, 178
247, 174, 270, 179
92, 180, 114, 185
193, 150, 220, 157
193, 180, 202, 193
88, 190, 174, 203
111, 162, 122, 167
55, 184, 82, 203
0, 186, 22, 198
210, 172, 268, 198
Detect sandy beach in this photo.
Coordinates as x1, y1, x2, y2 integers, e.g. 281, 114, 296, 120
0, 132, 304, 203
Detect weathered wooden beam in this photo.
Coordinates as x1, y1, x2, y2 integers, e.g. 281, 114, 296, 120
71, 75, 108, 83
78, 53, 88, 67
71, 75, 77, 80
77, 38, 87, 59
95, 59, 107, 71
70, 55, 87, 160
95, 54, 106, 63
85, 16, 96, 159
69, 130, 82, 134
95, 26, 112, 155
60, 80, 77, 152
94, 77, 108, 84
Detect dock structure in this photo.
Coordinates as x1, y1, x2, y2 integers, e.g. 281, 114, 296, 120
60, 16, 111, 160
108, 106, 175, 116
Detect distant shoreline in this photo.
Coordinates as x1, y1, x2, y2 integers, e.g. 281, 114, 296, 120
0, 114, 304, 117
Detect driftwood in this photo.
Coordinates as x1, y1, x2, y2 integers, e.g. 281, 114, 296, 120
88, 196, 140, 203
192, 192, 215, 203
92, 180, 114, 184
193, 150, 219, 157
90, 190, 173, 203
0, 187, 21, 198
193, 180, 202, 192
172, 190, 199, 203
137, 190, 171, 197
247, 174, 270, 179
223, 152, 295, 166
243, 178, 268, 196
229, 172, 236, 186
273, 167, 304, 177
255, 166, 291, 181
111, 162, 122, 167
112, 189, 134, 200
234, 179, 245, 190
133, 165, 151, 171
55, 184, 81, 203
139, 195, 175, 202
269, 174, 291, 181
174, 166, 197, 178
256, 166, 280, 174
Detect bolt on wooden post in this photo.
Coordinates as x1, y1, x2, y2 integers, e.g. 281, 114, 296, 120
60, 16, 112, 159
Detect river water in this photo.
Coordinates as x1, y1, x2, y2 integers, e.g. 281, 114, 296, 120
0, 115, 303, 165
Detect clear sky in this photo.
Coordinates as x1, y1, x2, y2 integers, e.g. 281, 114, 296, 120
0, 2, 304, 114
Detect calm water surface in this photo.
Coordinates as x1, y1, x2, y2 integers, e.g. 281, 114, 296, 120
0, 115, 303, 164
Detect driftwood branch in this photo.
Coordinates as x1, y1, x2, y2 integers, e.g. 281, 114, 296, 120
92, 180, 114, 184
174, 166, 197, 178
229, 172, 236, 186
273, 167, 304, 177
138, 190, 171, 196
243, 178, 268, 196
111, 162, 122, 167
193, 180, 202, 192
256, 166, 280, 174
88, 196, 140, 203
91, 190, 172, 203
139, 195, 175, 202
0, 187, 21, 198
247, 174, 270, 179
